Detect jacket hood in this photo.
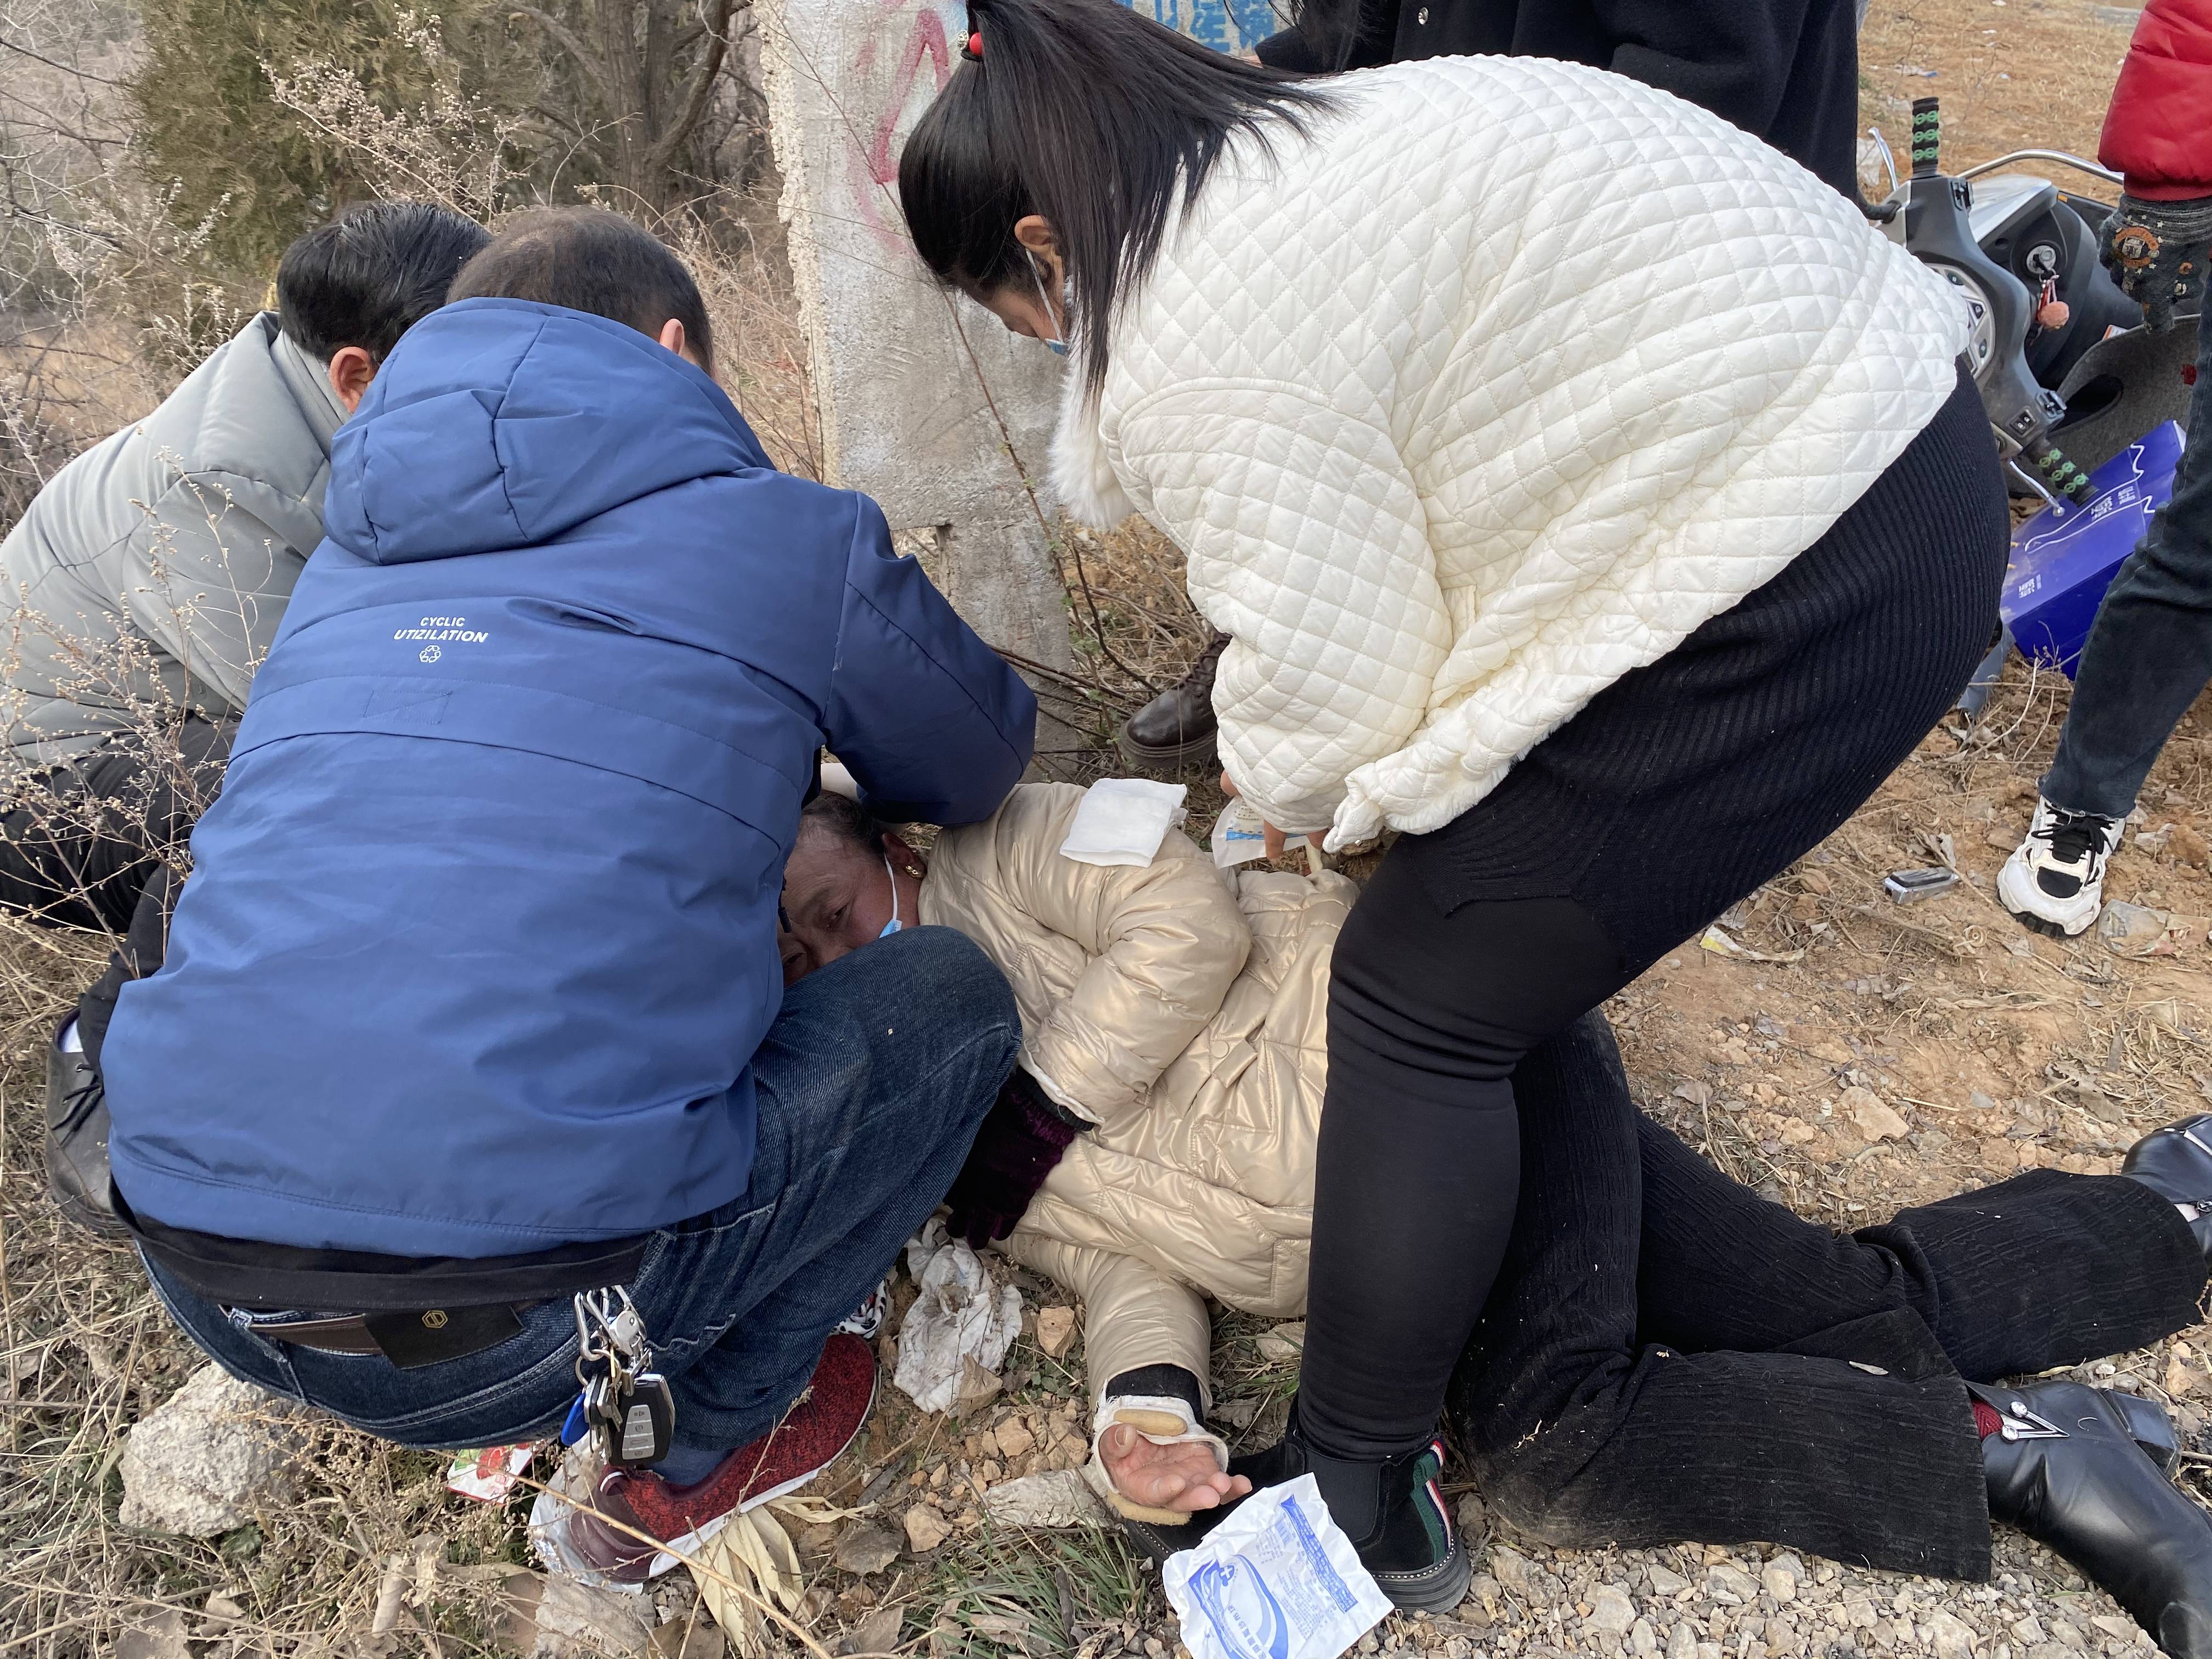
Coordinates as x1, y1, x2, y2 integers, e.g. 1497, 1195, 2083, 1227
324, 298, 771, 566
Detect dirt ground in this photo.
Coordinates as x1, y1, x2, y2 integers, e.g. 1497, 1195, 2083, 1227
3, 0, 2205, 1654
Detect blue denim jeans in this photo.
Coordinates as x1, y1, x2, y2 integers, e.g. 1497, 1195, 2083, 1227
146, 924, 1018, 1452
2042, 303, 2212, 821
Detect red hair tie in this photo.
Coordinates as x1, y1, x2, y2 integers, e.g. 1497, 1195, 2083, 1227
963, 29, 983, 60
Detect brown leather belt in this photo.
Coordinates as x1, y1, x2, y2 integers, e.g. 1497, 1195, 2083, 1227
250, 1303, 533, 1369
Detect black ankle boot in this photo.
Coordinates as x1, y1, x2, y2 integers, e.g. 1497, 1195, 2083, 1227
1974, 1380, 2212, 1659
2124, 1117, 2212, 1262
1117, 634, 1228, 772
1229, 1408, 1470, 1613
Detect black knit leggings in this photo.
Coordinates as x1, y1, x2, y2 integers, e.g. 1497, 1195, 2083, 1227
1453, 1014, 2205, 1579
1297, 370, 2013, 1462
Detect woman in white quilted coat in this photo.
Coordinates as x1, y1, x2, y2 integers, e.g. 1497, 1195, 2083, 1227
899, 0, 2021, 1611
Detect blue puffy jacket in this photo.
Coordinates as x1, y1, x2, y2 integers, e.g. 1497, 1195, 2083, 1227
103, 299, 1036, 1257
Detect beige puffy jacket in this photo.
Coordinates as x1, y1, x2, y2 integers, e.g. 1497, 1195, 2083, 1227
918, 782, 1351, 1411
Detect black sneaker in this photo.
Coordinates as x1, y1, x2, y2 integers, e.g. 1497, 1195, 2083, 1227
45, 1020, 126, 1238
1230, 1408, 1470, 1612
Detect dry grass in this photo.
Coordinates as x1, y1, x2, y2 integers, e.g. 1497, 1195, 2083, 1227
5, 0, 2210, 1650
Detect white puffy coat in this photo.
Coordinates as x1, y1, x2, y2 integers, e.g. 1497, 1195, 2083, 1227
1049, 56, 1972, 849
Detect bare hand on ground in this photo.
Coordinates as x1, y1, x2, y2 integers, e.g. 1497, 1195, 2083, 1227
1101, 1424, 1252, 1513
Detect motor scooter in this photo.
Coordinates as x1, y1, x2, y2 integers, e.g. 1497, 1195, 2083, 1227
1868, 96, 2197, 507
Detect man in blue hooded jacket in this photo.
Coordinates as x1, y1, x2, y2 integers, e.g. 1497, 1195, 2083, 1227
97, 208, 1036, 1586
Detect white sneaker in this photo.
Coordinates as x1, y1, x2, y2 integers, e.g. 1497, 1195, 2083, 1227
1998, 798, 2122, 937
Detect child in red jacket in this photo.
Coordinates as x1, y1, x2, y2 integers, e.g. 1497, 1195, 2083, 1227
1999, 0, 2212, 934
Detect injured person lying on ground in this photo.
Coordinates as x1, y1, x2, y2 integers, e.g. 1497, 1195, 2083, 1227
780, 780, 2212, 1656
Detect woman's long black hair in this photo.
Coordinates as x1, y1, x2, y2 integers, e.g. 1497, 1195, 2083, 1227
898, 0, 1333, 397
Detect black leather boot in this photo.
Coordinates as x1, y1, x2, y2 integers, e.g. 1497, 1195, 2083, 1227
1118, 633, 1229, 772
45, 1020, 125, 1238
1975, 1380, 2212, 1658
1229, 1407, 1470, 1612
2125, 1116, 2212, 1262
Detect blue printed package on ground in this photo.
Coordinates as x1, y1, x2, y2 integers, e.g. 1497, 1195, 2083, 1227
2002, 421, 2186, 678
1165, 1475, 1393, 1659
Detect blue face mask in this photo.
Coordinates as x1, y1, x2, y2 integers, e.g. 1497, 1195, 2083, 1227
878, 853, 904, 938
1029, 253, 1069, 358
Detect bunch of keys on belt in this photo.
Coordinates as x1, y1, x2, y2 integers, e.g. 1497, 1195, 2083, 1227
572, 1286, 675, 1468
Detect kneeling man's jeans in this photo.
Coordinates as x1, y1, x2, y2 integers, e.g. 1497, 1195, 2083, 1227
147, 926, 1019, 1452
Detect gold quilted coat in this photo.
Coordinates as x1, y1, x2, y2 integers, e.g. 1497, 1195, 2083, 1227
918, 782, 1352, 1404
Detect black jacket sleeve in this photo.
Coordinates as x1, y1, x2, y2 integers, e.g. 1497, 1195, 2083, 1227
1589, 0, 1811, 142
1254, 0, 1402, 72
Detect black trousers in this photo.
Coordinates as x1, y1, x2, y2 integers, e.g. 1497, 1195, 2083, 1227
0, 716, 232, 933
1299, 372, 2016, 1459
1451, 1015, 2208, 1581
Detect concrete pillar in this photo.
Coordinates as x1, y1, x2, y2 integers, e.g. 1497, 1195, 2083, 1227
757, 1, 1070, 679
758, 2, 1277, 755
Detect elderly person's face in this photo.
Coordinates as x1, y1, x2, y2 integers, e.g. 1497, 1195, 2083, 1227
778, 821, 927, 985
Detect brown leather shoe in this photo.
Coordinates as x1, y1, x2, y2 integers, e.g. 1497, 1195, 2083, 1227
1118, 633, 1228, 772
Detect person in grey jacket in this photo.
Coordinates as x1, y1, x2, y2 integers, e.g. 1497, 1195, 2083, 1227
0, 201, 488, 930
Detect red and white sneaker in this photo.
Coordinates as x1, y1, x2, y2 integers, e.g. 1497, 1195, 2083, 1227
531, 1331, 877, 1588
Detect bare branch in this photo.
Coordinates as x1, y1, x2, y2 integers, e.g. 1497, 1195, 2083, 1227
0, 35, 119, 87
507, 5, 617, 112
646, 0, 736, 175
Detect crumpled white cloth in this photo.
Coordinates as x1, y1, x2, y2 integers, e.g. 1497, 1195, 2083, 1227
893, 1218, 1026, 1413
1059, 777, 1188, 868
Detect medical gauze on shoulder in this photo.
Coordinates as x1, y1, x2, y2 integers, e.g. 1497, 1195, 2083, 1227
1060, 777, 1188, 867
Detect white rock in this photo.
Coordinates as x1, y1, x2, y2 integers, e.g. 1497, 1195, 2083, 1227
1456, 1490, 1487, 1536
903, 1504, 951, 1553
1632, 1618, 1660, 1656
1927, 1612, 1979, 1659
1036, 1306, 1078, 1359
506, 1574, 656, 1658
2013, 1619, 2046, 1645
1649, 1565, 1691, 1597
117, 1363, 306, 1536
1842, 1086, 1910, 1144
1666, 1622, 1700, 1659
1708, 1565, 1758, 1604
1587, 1587, 1638, 1638
1763, 1563, 1798, 1605
1256, 1322, 1307, 1363
115, 1612, 190, 1659
980, 1469, 1107, 1529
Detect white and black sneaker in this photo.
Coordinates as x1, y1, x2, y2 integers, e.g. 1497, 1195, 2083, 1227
833, 1276, 890, 1340
1998, 798, 2121, 938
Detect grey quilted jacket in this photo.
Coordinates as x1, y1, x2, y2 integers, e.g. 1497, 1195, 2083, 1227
0, 313, 342, 778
